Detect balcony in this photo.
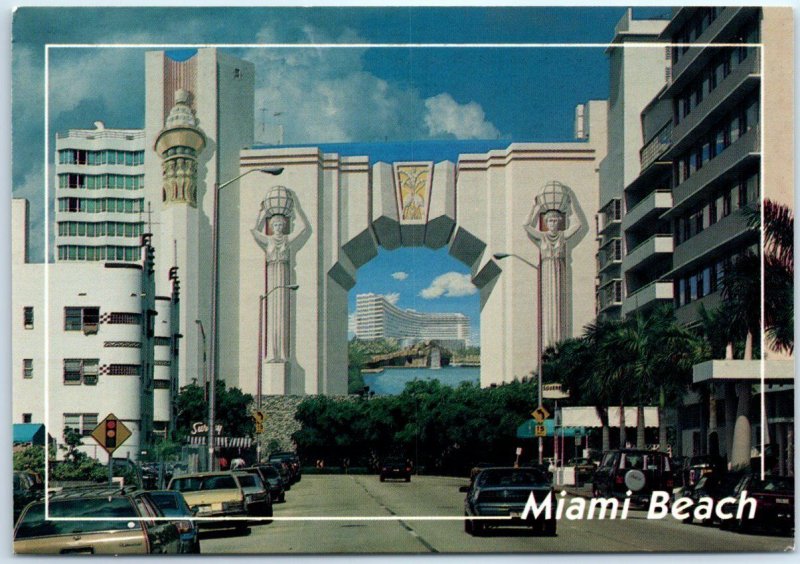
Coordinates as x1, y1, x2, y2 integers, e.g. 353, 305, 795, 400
622, 281, 674, 317
668, 54, 760, 157
597, 199, 622, 237
675, 291, 722, 325
598, 279, 623, 313
623, 235, 673, 274
666, 7, 758, 96
597, 238, 622, 273
666, 125, 760, 218
640, 121, 673, 171
672, 208, 754, 274
622, 191, 673, 232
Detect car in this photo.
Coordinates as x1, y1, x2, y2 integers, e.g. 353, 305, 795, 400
148, 490, 201, 554
681, 470, 746, 526
568, 457, 598, 485
167, 471, 249, 532
380, 457, 411, 482
13, 471, 39, 524
233, 471, 272, 517
14, 487, 182, 555
722, 474, 794, 535
268, 452, 301, 483
270, 461, 293, 489
592, 449, 675, 506
460, 466, 555, 536
245, 466, 286, 503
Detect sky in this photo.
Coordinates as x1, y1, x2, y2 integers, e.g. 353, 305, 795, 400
10, 5, 673, 344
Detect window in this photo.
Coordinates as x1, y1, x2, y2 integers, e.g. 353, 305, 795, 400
64, 413, 81, 434
23, 307, 33, 329
22, 414, 32, 424
82, 414, 98, 436
63, 359, 99, 385
23, 359, 33, 379
108, 312, 142, 325
154, 379, 171, 389
108, 364, 141, 376
64, 306, 100, 333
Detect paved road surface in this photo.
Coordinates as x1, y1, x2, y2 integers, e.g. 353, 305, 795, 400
200, 475, 794, 554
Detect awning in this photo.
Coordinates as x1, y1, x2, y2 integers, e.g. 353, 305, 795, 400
692, 359, 794, 384
560, 406, 659, 428
13, 423, 46, 445
516, 419, 586, 439
187, 436, 253, 448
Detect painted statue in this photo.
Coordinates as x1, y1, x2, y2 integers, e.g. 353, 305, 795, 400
251, 186, 308, 362
524, 181, 581, 350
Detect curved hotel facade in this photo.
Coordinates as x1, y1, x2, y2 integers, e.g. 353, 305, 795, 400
354, 293, 469, 351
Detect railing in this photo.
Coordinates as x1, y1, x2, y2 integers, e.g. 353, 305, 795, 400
57, 129, 145, 141
598, 279, 623, 310
640, 122, 673, 170
598, 238, 622, 271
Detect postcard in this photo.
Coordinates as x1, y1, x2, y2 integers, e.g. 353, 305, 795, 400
10, 4, 795, 555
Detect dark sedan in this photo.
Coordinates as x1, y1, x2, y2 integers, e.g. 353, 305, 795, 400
380, 458, 411, 482
148, 490, 201, 553
724, 474, 794, 535
244, 466, 286, 503
460, 467, 555, 536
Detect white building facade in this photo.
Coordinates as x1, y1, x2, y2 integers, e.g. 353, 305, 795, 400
12, 199, 180, 462
55, 123, 146, 263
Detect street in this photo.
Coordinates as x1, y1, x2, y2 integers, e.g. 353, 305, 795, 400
200, 475, 793, 554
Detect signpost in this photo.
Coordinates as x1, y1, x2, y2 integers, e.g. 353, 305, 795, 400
91, 414, 132, 484
532, 406, 550, 423
535, 425, 547, 438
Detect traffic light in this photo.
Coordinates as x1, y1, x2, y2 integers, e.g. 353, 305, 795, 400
105, 419, 117, 449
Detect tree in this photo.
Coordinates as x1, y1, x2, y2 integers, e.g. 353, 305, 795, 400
175, 382, 255, 440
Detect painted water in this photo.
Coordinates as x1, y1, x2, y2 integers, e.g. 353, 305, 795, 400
362, 366, 480, 395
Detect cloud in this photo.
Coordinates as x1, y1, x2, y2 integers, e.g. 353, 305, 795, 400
420, 272, 477, 299
391, 271, 408, 281
382, 292, 400, 305
423, 93, 500, 139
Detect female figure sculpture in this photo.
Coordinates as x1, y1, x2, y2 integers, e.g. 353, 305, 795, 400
251, 187, 308, 362
524, 182, 581, 350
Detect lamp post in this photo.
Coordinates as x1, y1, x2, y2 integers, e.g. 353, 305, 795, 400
195, 320, 207, 402
493, 252, 544, 464
257, 284, 299, 408
208, 166, 283, 471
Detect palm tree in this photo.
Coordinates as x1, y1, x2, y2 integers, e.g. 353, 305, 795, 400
583, 318, 626, 450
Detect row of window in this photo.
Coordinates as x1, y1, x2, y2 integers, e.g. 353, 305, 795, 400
674, 96, 759, 184
58, 149, 144, 166
58, 173, 144, 191
674, 171, 759, 245
674, 245, 759, 308
670, 7, 725, 63
674, 39, 758, 127
64, 413, 98, 436
58, 197, 145, 214
58, 221, 145, 238
58, 245, 140, 262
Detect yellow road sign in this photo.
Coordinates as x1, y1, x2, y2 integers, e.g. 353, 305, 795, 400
253, 411, 266, 434
534, 425, 547, 437
531, 406, 551, 423
90, 413, 132, 455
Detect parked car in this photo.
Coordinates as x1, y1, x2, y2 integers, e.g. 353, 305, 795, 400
568, 457, 598, 485
722, 474, 794, 535
167, 471, 249, 532
14, 487, 183, 555
380, 457, 411, 482
592, 449, 674, 506
270, 461, 293, 490
681, 470, 746, 526
460, 467, 555, 536
245, 466, 286, 503
268, 452, 301, 483
13, 472, 39, 524
148, 490, 201, 554
233, 471, 272, 517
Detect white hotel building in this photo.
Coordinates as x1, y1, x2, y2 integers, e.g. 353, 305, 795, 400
354, 293, 470, 351
12, 199, 181, 461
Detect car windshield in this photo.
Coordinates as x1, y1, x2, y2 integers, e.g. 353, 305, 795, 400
15, 499, 139, 539
170, 475, 239, 492
238, 475, 258, 488
479, 469, 548, 487
148, 492, 188, 516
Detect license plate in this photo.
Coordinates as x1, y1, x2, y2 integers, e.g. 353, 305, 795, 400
196, 505, 211, 514
777, 498, 790, 504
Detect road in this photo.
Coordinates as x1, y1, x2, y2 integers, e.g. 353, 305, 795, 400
200, 475, 793, 554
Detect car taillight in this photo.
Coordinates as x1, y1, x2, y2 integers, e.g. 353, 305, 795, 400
406, 467, 411, 472
382, 467, 387, 471
615, 475, 624, 485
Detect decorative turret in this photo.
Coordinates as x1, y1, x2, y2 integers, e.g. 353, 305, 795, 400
154, 89, 206, 207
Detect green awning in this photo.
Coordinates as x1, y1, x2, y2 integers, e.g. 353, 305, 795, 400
516, 419, 586, 439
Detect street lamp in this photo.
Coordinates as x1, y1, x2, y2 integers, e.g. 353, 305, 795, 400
257, 284, 299, 408
195, 320, 207, 401
208, 166, 283, 471
493, 252, 544, 464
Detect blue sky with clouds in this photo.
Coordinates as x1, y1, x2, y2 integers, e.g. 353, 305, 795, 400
11, 6, 672, 343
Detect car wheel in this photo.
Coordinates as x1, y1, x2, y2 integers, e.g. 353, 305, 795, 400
380, 476, 385, 482
464, 514, 473, 535
405, 476, 411, 482
683, 514, 692, 525
279, 493, 286, 503
235, 522, 249, 535
265, 504, 274, 518
192, 540, 201, 554
734, 517, 749, 534
472, 520, 484, 536
542, 519, 557, 536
